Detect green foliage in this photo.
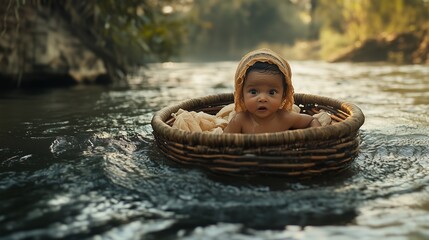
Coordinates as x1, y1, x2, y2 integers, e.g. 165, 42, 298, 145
4, 0, 191, 66
94, 0, 191, 64
315, 0, 429, 59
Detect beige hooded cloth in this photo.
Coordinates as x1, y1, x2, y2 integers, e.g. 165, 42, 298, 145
234, 48, 294, 113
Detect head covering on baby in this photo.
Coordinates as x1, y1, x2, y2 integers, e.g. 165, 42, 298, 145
234, 48, 294, 112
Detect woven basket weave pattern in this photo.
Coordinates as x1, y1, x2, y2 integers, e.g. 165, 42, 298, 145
151, 93, 365, 177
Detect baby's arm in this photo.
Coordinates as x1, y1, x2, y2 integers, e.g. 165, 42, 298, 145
290, 112, 321, 129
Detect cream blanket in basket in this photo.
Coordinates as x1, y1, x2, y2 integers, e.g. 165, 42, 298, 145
172, 103, 331, 134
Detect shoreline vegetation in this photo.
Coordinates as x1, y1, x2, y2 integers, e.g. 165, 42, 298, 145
249, 29, 429, 64
0, 0, 428, 89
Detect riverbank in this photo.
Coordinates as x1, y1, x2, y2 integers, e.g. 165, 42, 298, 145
329, 30, 429, 64
2, 29, 428, 90
258, 29, 429, 65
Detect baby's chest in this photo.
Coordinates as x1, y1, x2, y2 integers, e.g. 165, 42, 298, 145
243, 119, 291, 133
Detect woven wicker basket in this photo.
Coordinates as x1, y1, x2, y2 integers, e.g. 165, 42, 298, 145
151, 93, 365, 177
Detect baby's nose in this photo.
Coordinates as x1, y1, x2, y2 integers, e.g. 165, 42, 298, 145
258, 94, 268, 102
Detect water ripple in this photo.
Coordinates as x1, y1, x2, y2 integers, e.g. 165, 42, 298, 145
1, 61, 428, 239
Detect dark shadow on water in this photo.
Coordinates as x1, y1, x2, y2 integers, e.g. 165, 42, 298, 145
146, 208, 357, 239
146, 162, 361, 229
197, 165, 359, 190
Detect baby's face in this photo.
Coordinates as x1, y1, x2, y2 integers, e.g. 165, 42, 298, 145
242, 71, 285, 119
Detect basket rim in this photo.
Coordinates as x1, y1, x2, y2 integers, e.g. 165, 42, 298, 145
151, 93, 365, 147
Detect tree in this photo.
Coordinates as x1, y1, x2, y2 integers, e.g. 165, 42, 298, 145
0, 0, 191, 87
315, 0, 429, 60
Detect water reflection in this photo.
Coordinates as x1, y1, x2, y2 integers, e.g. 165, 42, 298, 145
0, 61, 428, 239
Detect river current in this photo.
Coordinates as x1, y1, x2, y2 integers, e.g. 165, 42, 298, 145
0, 61, 428, 239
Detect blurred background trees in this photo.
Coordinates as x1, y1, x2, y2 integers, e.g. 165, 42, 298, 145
315, 0, 429, 60
183, 0, 308, 60
184, 0, 429, 62
1, 0, 428, 87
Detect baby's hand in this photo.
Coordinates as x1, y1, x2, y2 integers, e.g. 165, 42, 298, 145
310, 118, 321, 127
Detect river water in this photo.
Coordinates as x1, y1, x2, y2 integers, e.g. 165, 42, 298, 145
0, 61, 428, 239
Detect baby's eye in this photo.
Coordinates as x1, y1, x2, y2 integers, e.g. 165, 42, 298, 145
269, 89, 278, 95
249, 89, 257, 95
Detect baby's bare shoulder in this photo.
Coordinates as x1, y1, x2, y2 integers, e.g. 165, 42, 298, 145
224, 112, 248, 133
278, 110, 299, 119
232, 112, 250, 121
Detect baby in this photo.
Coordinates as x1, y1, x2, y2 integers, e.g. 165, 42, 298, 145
223, 49, 321, 134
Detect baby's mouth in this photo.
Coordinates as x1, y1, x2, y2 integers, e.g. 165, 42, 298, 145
257, 106, 267, 111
